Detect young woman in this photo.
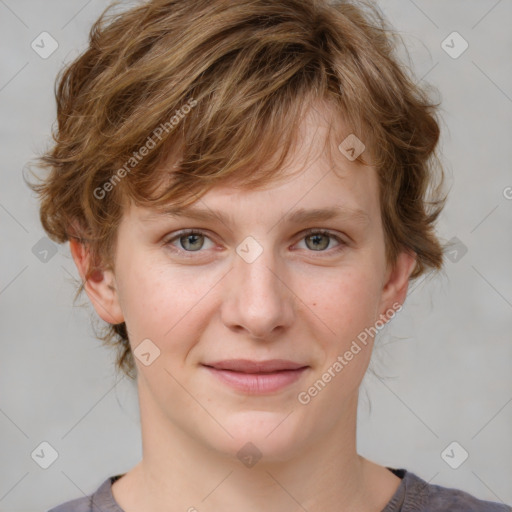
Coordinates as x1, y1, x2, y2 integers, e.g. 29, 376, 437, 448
31, 0, 511, 510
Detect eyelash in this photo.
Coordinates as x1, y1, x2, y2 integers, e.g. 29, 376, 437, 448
163, 228, 348, 258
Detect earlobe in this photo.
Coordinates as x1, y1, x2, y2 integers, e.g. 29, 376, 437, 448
378, 250, 417, 319
69, 238, 124, 325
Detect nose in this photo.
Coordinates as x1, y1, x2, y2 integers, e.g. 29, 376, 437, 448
220, 245, 296, 340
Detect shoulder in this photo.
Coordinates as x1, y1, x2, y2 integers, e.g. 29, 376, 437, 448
401, 469, 512, 512
424, 481, 512, 512
46, 496, 91, 512
46, 475, 120, 512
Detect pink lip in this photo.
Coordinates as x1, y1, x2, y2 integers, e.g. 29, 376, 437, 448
202, 359, 309, 394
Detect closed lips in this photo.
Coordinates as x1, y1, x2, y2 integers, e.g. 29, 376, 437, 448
202, 359, 308, 373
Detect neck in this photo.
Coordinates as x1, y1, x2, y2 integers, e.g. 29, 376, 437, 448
116, 382, 380, 512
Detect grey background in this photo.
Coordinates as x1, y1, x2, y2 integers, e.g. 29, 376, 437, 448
0, 0, 511, 510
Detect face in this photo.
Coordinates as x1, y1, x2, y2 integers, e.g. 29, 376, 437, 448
75, 104, 415, 464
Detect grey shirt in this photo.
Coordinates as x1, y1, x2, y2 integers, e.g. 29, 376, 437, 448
47, 467, 512, 512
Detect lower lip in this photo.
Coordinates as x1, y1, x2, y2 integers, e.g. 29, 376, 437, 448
203, 366, 308, 394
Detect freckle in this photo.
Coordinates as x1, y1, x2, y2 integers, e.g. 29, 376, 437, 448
312, 302, 317, 306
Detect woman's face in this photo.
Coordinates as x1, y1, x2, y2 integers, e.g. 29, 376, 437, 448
82, 106, 415, 464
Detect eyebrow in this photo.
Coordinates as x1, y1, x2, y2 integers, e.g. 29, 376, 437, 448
142, 205, 370, 227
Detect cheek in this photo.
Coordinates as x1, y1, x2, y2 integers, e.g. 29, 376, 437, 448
117, 259, 220, 345
301, 271, 382, 398
301, 266, 382, 340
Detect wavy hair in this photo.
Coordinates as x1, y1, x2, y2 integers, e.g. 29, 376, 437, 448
27, 0, 447, 380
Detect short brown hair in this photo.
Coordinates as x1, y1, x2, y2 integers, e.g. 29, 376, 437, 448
27, 0, 447, 380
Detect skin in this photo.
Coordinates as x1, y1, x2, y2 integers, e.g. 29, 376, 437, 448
70, 103, 416, 512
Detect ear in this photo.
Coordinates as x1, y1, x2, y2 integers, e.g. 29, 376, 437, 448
377, 249, 417, 322
69, 238, 124, 325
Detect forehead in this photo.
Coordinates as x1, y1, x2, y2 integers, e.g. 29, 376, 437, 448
136, 100, 380, 225
138, 165, 379, 236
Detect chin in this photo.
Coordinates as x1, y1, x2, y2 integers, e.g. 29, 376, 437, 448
203, 410, 310, 465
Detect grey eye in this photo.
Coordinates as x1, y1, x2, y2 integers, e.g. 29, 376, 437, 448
179, 233, 205, 251
304, 233, 331, 251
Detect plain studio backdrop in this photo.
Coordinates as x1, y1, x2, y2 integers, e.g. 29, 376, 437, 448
0, 1, 511, 510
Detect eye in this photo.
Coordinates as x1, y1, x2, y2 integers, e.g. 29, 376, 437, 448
165, 230, 215, 253
296, 229, 346, 253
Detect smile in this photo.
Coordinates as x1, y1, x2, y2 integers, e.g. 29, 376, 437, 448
202, 359, 309, 395
201, 361, 309, 394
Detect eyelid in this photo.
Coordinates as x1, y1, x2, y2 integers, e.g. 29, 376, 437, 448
301, 227, 345, 241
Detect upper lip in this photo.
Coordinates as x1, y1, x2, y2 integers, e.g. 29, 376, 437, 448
203, 359, 308, 373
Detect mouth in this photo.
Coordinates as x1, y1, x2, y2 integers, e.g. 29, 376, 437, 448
201, 359, 309, 394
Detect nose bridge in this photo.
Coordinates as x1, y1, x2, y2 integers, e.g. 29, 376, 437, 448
240, 247, 280, 298
221, 237, 294, 338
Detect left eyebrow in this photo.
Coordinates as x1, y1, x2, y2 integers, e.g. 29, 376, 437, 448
141, 205, 370, 227
281, 206, 370, 226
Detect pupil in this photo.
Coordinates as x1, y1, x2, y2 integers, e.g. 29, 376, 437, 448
308, 234, 328, 251
183, 234, 203, 250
